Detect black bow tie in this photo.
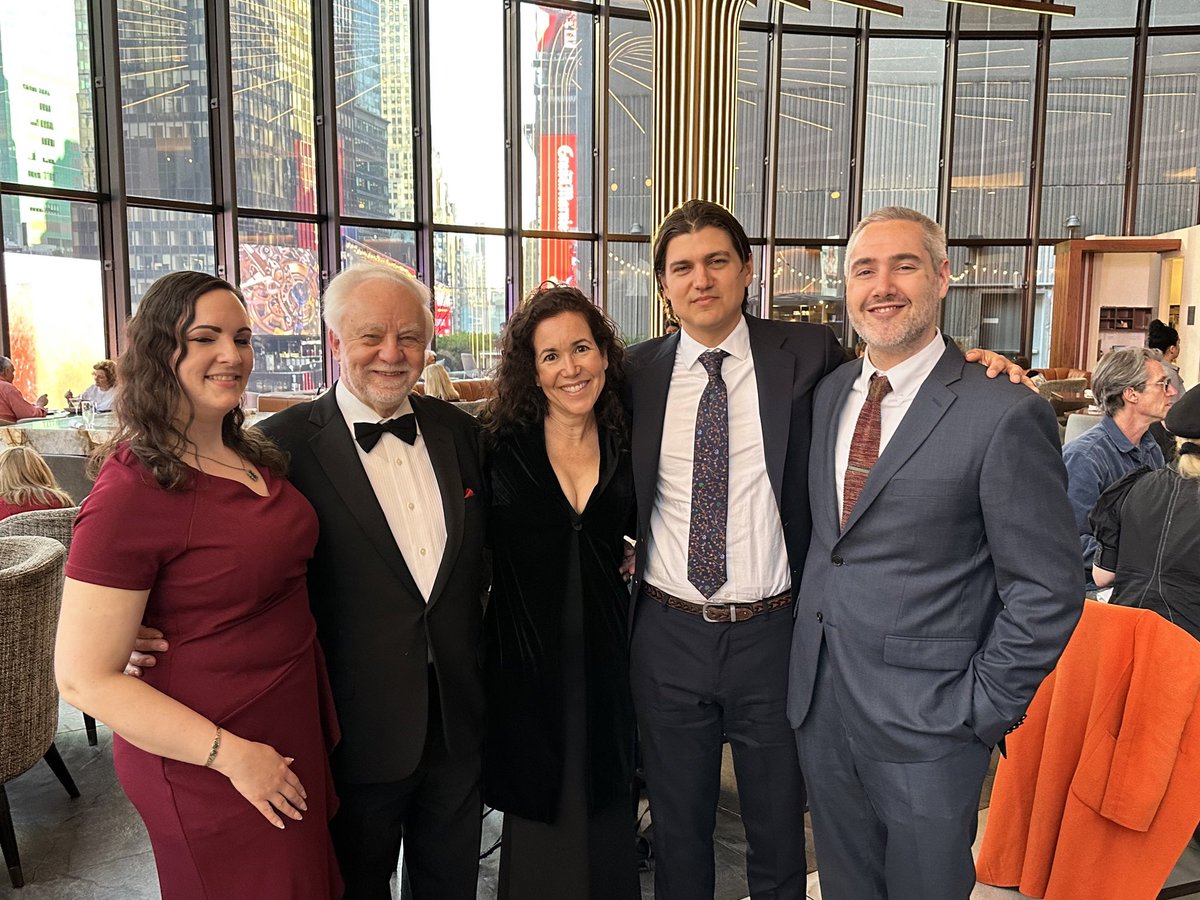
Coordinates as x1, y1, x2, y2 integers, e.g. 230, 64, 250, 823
354, 414, 417, 451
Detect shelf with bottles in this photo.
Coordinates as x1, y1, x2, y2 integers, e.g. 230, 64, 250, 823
1098, 306, 1152, 332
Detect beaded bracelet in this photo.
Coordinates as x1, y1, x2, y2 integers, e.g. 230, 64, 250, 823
203, 726, 223, 768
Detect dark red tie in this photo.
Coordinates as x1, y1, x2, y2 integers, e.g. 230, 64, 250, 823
841, 374, 892, 529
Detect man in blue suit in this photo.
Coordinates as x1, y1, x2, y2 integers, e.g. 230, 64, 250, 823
787, 206, 1082, 900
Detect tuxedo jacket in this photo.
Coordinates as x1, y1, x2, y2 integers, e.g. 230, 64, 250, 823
623, 315, 846, 617
261, 388, 489, 784
787, 345, 1083, 761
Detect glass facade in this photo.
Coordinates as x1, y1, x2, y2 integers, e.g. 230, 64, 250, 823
118, 0, 212, 203
949, 40, 1036, 240
1136, 33, 1200, 236
1040, 37, 1134, 240
775, 33, 855, 241
0, 0, 1197, 380
862, 38, 945, 222
607, 15, 653, 236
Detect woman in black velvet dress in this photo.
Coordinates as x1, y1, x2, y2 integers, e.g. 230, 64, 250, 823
481, 285, 639, 899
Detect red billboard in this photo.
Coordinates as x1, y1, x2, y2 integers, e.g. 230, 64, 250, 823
435, 305, 451, 337
539, 133, 578, 285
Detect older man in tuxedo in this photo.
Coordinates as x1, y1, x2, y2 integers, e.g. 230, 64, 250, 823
260, 265, 489, 900
788, 207, 1082, 899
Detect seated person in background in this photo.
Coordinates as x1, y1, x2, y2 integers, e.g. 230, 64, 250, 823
421, 362, 461, 401
0, 446, 73, 520
66, 359, 118, 412
1091, 384, 1200, 641
1063, 347, 1174, 590
0, 355, 48, 421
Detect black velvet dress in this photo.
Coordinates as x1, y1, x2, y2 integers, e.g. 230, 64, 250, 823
483, 424, 639, 900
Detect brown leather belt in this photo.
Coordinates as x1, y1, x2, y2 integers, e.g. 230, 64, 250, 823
642, 582, 792, 623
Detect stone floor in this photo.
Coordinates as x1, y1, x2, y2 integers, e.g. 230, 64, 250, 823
4, 701, 1200, 899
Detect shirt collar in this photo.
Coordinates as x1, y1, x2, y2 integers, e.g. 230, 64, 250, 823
1098, 413, 1156, 455
677, 315, 750, 370
856, 329, 945, 399
335, 381, 415, 432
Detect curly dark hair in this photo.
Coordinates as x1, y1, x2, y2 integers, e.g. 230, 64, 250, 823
91, 271, 287, 489
482, 284, 627, 438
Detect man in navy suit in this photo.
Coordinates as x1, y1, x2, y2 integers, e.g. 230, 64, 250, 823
624, 200, 847, 899
787, 207, 1082, 899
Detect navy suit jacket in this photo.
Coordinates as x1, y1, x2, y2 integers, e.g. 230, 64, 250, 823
623, 315, 845, 617
260, 389, 489, 784
787, 345, 1083, 761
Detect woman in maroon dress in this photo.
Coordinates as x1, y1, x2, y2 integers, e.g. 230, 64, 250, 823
55, 271, 342, 899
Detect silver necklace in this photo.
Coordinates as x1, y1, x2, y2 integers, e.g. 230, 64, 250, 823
194, 452, 259, 482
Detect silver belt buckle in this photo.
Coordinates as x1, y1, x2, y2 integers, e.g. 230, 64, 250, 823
702, 602, 745, 623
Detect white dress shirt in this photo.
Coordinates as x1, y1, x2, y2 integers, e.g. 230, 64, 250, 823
835, 330, 945, 523
336, 383, 447, 601
644, 317, 791, 603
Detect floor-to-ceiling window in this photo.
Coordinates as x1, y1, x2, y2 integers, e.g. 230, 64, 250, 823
1, 0, 1197, 386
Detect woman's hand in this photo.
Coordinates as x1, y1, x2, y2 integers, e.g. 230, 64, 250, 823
212, 733, 308, 829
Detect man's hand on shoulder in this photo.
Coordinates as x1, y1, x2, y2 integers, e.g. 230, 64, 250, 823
965, 348, 1037, 392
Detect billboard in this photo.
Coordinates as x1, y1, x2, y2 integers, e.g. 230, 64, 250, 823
539, 134, 578, 285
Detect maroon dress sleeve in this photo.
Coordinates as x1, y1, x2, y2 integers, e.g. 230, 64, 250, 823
66, 450, 186, 591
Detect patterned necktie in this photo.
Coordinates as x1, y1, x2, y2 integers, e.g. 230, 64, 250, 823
841, 374, 892, 529
688, 349, 730, 598
354, 413, 417, 452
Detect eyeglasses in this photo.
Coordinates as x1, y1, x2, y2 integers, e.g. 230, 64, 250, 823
1145, 378, 1173, 391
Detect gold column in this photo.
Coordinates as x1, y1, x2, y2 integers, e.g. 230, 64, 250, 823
644, 0, 749, 229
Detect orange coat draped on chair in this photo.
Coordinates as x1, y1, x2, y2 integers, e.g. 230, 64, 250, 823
976, 601, 1200, 899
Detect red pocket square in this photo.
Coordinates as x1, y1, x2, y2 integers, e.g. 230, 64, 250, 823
464, 488, 475, 499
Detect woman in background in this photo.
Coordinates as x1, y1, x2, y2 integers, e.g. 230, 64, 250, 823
66, 359, 118, 412
1091, 384, 1200, 641
0, 446, 73, 520
55, 271, 341, 898
481, 285, 639, 899
1149, 320, 1185, 396
421, 361, 461, 401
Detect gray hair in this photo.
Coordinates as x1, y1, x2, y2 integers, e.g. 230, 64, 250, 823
1092, 347, 1165, 416
0, 357, 12, 373
322, 264, 434, 343
846, 206, 948, 278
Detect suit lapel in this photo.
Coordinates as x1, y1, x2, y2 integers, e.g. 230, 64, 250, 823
630, 334, 679, 524
839, 346, 962, 535
818, 361, 860, 535
747, 317, 795, 509
307, 388, 424, 600
412, 395, 464, 610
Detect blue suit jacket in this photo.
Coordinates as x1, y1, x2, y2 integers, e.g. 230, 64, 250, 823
787, 344, 1083, 761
